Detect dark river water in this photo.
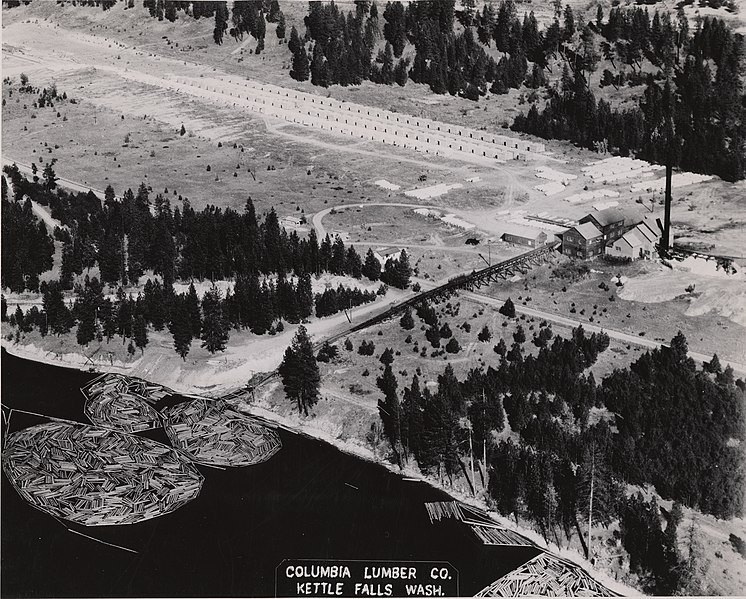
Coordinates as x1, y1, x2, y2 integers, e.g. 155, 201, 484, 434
1, 350, 538, 597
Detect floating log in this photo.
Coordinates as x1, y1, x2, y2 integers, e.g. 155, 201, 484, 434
470, 525, 535, 547
424, 501, 463, 523
424, 501, 534, 548
163, 399, 281, 467
2, 422, 203, 526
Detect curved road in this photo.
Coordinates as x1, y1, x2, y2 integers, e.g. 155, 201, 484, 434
313, 202, 446, 240
3, 157, 108, 197
312, 201, 494, 257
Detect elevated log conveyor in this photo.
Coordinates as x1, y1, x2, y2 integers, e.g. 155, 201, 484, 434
242, 242, 560, 395
347, 241, 560, 333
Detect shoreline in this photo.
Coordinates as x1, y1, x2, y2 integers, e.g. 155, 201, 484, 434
1, 338, 636, 596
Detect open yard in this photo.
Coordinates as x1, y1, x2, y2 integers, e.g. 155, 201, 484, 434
482, 256, 746, 365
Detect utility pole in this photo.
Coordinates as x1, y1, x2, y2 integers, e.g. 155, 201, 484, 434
468, 424, 475, 498
482, 388, 487, 477
587, 450, 595, 564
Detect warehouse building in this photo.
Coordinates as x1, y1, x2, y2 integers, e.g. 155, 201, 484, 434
500, 223, 549, 248
562, 223, 604, 259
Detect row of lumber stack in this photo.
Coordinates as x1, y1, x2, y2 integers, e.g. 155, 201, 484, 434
2, 422, 203, 526
475, 553, 618, 597
163, 399, 282, 467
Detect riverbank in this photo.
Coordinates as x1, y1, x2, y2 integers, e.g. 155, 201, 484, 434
1, 338, 636, 596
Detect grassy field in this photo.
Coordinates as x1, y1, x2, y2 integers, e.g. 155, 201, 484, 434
486, 257, 746, 364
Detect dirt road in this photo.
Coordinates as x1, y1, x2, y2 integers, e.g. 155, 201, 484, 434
3, 156, 108, 198
460, 289, 746, 375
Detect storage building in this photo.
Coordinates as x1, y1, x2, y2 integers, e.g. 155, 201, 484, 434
500, 223, 548, 248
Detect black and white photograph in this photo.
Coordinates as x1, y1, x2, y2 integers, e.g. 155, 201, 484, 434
1, 0, 745, 596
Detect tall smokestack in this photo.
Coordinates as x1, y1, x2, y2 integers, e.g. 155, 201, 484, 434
662, 161, 672, 252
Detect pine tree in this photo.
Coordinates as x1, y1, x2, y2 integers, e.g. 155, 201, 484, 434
42, 161, 58, 190
394, 249, 411, 288
278, 325, 320, 416
499, 297, 516, 317
381, 42, 395, 84
394, 58, 409, 86
291, 46, 310, 82
399, 309, 414, 330
170, 299, 192, 361
310, 43, 330, 87
288, 25, 301, 54
133, 314, 148, 354
76, 313, 96, 346
362, 248, 381, 281
296, 272, 314, 320
213, 1, 229, 44
200, 286, 229, 353
14, 305, 25, 333
43, 281, 73, 335
276, 12, 286, 39
377, 363, 402, 465
186, 282, 202, 337
402, 374, 424, 459
344, 246, 363, 278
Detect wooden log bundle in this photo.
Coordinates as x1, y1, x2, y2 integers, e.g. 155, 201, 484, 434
2, 422, 203, 526
163, 399, 281, 467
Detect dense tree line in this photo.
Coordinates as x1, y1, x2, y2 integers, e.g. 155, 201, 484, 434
314, 284, 379, 318
7, 265, 388, 358
602, 332, 744, 519
2, 167, 399, 359
288, 0, 746, 180
2, 166, 378, 292
512, 10, 746, 181
1, 187, 55, 293
370, 310, 744, 558
32, 0, 744, 179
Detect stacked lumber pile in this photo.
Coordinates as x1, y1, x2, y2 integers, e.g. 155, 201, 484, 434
475, 553, 618, 597
163, 399, 281, 467
424, 501, 534, 547
2, 422, 203, 526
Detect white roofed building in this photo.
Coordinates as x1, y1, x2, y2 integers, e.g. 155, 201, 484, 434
500, 223, 548, 248
373, 247, 403, 265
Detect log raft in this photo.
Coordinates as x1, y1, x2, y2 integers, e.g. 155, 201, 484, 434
81, 373, 172, 433
2, 422, 203, 526
475, 552, 618, 597
163, 399, 282, 467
